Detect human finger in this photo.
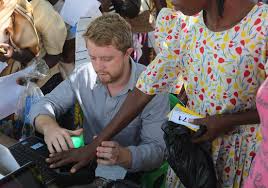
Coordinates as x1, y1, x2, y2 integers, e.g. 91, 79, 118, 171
57, 135, 69, 151
96, 151, 113, 160
101, 141, 118, 148
52, 139, 63, 153
96, 146, 113, 154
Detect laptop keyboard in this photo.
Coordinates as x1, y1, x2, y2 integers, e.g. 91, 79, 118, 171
9, 137, 58, 184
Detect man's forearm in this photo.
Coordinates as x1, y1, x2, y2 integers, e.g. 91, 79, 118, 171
34, 115, 59, 134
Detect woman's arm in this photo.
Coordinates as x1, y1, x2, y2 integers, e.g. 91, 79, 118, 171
46, 88, 155, 173
96, 88, 154, 143
192, 110, 260, 143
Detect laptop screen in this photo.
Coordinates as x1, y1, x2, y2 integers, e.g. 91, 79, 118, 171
0, 162, 45, 188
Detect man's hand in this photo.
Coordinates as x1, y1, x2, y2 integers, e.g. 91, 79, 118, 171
44, 126, 83, 153
46, 144, 96, 173
0, 43, 14, 61
35, 115, 83, 153
96, 141, 132, 168
190, 115, 235, 143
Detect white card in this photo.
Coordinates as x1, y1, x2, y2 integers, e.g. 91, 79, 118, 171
169, 110, 200, 131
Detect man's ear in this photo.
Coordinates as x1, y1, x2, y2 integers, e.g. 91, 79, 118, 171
125, 48, 134, 57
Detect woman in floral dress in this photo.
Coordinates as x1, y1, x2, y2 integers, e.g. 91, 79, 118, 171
136, 1, 268, 187
135, 1, 267, 187
134, 0, 266, 187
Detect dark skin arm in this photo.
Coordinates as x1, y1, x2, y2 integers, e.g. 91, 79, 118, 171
46, 88, 154, 173
43, 54, 61, 68
191, 110, 260, 143
47, 88, 260, 173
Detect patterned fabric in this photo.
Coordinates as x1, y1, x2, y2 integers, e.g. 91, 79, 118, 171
136, 3, 268, 188
244, 77, 268, 188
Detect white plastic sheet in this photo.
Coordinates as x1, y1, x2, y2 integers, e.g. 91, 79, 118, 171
0, 65, 34, 120
60, 0, 101, 26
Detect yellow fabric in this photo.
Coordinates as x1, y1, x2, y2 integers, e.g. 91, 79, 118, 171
166, 0, 173, 8
30, 0, 67, 55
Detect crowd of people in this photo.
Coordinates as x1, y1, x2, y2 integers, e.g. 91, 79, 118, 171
0, 0, 268, 187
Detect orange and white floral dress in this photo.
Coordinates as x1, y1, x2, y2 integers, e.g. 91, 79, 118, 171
136, 3, 268, 188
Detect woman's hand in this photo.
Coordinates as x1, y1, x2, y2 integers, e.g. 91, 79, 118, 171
190, 114, 235, 143
190, 110, 260, 143
46, 143, 96, 173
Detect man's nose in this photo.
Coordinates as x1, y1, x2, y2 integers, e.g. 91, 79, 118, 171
94, 59, 105, 71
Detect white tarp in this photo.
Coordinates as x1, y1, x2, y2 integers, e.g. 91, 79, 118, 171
0, 65, 34, 120
60, 0, 101, 27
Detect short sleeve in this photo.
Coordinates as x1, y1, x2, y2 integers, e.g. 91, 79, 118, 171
31, 0, 67, 55
136, 8, 184, 95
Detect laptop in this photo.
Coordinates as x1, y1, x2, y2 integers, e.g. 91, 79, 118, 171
0, 162, 45, 188
8, 136, 58, 185
8, 136, 96, 186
